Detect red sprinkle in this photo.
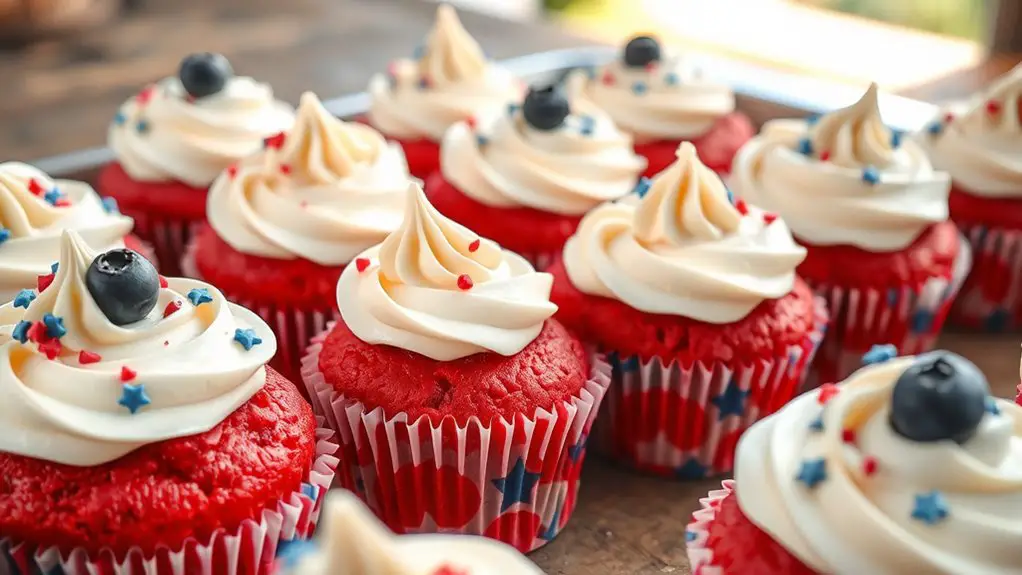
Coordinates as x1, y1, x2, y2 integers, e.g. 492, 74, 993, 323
457, 274, 474, 291
226, 164, 239, 179
355, 258, 371, 273
735, 199, 749, 215
263, 131, 286, 150
431, 566, 469, 575
54, 198, 71, 207
763, 212, 778, 225
159, 275, 169, 288
28, 178, 44, 196
163, 300, 182, 318
136, 85, 155, 105
26, 322, 48, 344
986, 99, 1002, 115
38, 338, 62, 360
279, 163, 292, 175
468, 239, 480, 252
601, 70, 615, 86
943, 112, 955, 124
120, 366, 137, 382
863, 456, 879, 476
78, 350, 102, 364
817, 383, 840, 404
841, 429, 857, 444
37, 273, 55, 292
465, 116, 477, 130
644, 61, 658, 72
819, 150, 832, 162
299, 200, 308, 208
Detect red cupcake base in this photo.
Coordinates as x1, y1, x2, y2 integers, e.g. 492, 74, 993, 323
635, 112, 755, 178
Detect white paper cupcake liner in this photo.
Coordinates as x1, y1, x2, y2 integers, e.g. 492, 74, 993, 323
950, 224, 1022, 331
0, 422, 339, 575
130, 213, 199, 278
684, 479, 735, 575
300, 323, 612, 553
805, 237, 971, 387
596, 297, 827, 479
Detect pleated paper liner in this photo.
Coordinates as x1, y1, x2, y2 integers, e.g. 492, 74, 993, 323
950, 224, 1022, 331
301, 325, 612, 553
128, 210, 199, 278
685, 480, 736, 575
0, 423, 339, 575
805, 238, 971, 387
595, 297, 827, 479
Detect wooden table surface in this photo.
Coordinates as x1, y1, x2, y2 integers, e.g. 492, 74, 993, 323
4, 2, 1022, 573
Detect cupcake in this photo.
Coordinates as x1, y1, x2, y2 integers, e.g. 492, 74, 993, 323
100, 52, 295, 276
0, 161, 152, 303
276, 490, 542, 574
365, 4, 522, 179
301, 182, 611, 552
186, 92, 411, 381
730, 83, 970, 385
687, 349, 1019, 574
567, 35, 753, 178
548, 142, 826, 478
0, 231, 336, 574
917, 64, 1022, 331
427, 84, 647, 269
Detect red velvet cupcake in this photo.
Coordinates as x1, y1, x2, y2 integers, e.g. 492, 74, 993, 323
185, 92, 411, 382
427, 85, 646, 269
549, 143, 826, 478
302, 183, 610, 553
567, 35, 753, 178
0, 162, 154, 303
364, 4, 522, 179
0, 231, 336, 575
731, 83, 970, 385
917, 65, 1022, 331
101, 53, 294, 275
688, 350, 1019, 574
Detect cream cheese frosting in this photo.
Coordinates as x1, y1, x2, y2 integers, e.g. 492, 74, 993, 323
0, 162, 134, 304
567, 45, 734, 143
562, 142, 805, 324
207, 92, 410, 266
440, 98, 646, 216
731, 83, 950, 252
0, 230, 276, 466
108, 74, 295, 187
917, 63, 1022, 198
337, 182, 556, 361
366, 4, 521, 141
280, 490, 543, 574
735, 354, 1022, 575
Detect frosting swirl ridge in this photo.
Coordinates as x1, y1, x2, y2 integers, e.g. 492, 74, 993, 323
563, 143, 805, 323
337, 183, 557, 361
0, 231, 276, 466
207, 92, 410, 266
731, 83, 950, 251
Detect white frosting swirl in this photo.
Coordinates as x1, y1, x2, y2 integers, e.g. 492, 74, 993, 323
337, 183, 557, 361
109, 75, 295, 187
440, 102, 646, 215
0, 231, 276, 466
731, 83, 950, 252
283, 491, 543, 574
918, 63, 1022, 198
366, 4, 521, 141
563, 143, 805, 323
736, 356, 1022, 575
207, 92, 410, 266
567, 48, 734, 142
0, 162, 134, 303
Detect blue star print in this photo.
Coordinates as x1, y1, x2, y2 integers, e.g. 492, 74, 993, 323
675, 458, 708, 480
118, 384, 151, 414
11, 320, 31, 343
711, 380, 748, 420
539, 505, 562, 541
300, 483, 318, 502
568, 436, 587, 462
42, 313, 66, 339
862, 343, 897, 365
187, 288, 213, 306
492, 458, 541, 512
12, 289, 36, 309
911, 309, 934, 334
234, 328, 263, 351
911, 491, 949, 525
796, 458, 827, 488
607, 351, 640, 373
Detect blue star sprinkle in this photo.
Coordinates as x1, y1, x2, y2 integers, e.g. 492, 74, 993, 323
475, 134, 489, 147
42, 313, 66, 339
911, 491, 949, 525
136, 120, 150, 134
507, 103, 520, 117
796, 458, 827, 488
675, 458, 708, 480
12, 289, 36, 309
11, 320, 31, 343
986, 397, 1001, 416
631, 81, 648, 95
711, 379, 748, 420
808, 415, 825, 432
862, 166, 880, 185
492, 457, 541, 512
664, 72, 679, 86
275, 539, 318, 568
797, 137, 813, 156
726, 187, 735, 204
233, 328, 263, 351
633, 177, 652, 199
806, 114, 820, 125
578, 115, 596, 136
101, 197, 120, 214
862, 343, 897, 365
890, 130, 904, 148
539, 505, 562, 541
187, 288, 213, 306
50, 262, 59, 273
926, 121, 944, 136
43, 188, 64, 206
685, 530, 698, 543
0, 228, 9, 245
118, 383, 151, 414
113, 111, 127, 126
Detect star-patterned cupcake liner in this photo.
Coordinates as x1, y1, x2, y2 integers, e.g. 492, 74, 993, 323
594, 298, 827, 480
804, 237, 971, 387
685, 479, 735, 574
0, 421, 339, 575
300, 325, 612, 553
949, 224, 1022, 331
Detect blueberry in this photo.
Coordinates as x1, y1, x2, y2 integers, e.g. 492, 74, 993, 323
178, 53, 233, 99
889, 351, 990, 443
86, 249, 160, 326
522, 85, 570, 131
623, 35, 661, 68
